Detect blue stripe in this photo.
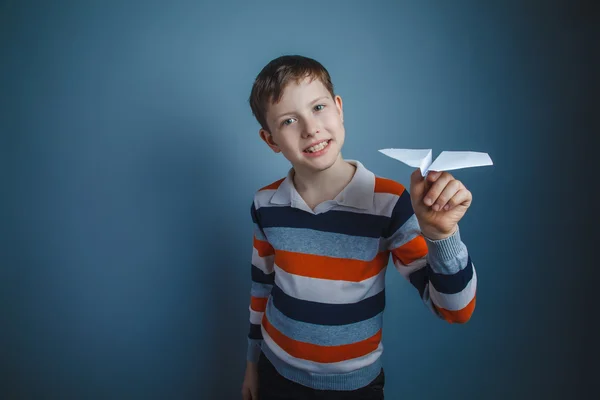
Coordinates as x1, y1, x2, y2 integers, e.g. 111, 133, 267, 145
266, 299, 383, 346
257, 206, 388, 238
384, 190, 414, 238
270, 284, 385, 326
254, 223, 267, 241
408, 266, 428, 298
262, 345, 383, 391
251, 201, 268, 240
263, 227, 381, 261
251, 264, 274, 284
251, 282, 273, 297
251, 202, 258, 223
385, 214, 421, 250
427, 256, 473, 294
248, 323, 262, 340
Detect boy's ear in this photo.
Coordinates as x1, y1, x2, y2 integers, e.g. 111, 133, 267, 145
335, 95, 344, 122
259, 129, 281, 153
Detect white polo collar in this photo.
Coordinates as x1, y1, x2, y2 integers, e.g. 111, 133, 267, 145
269, 160, 375, 210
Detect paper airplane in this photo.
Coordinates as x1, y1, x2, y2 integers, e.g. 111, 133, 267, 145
378, 148, 493, 177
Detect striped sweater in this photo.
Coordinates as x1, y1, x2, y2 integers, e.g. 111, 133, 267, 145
246, 160, 477, 391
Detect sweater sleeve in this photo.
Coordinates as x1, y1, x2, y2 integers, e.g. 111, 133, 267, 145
246, 200, 275, 362
385, 190, 477, 323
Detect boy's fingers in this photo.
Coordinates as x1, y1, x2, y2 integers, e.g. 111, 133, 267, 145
445, 188, 472, 210
432, 179, 461, 211
426, 170, 442, 183
410, 168, 426, 199
251, 389, 258, 399
423, 173, 453, 206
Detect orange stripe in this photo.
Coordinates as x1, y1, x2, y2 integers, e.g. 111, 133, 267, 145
259, 178, 285, 191
435, 295, 476, 323
374, 177, 406, 195
262, 315, 382, 363
275, 250, 388, 282
391, 235, 428, 265
254, 236, 274, 258
250, 296, 268, 312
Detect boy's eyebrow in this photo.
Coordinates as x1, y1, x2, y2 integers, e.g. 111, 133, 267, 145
274, 96, 329, 120
308, 96, 329, 106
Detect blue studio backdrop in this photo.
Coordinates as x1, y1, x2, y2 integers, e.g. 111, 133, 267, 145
1, 1, 594, 399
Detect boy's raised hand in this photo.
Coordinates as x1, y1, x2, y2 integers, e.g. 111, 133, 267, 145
409, 168, 472, 240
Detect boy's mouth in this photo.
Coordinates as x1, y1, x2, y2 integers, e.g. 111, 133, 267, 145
303, 140, 331, 153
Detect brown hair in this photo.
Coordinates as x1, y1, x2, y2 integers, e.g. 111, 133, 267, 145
249, 55, 335, 132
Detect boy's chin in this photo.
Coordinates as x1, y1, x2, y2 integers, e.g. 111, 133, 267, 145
295, 153, 340, 172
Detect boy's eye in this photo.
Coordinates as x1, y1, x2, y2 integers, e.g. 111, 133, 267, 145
314, 104, 325, 111
282, 118, 295, 126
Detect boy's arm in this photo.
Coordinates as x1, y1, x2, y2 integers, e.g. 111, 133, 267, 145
385, 190, 476, 323
246, 201, 275, 362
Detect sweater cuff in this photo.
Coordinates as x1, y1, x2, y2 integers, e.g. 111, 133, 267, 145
247, 339, 262, 362
424, 226, 467, 274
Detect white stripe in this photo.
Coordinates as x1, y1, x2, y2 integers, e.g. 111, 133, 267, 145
249, 307, 263, 325
252, 247, 274, 274
393, 256, 427, 279
261, 327, 383, 374
273, 264, 385, 304
429, 266, 477, 311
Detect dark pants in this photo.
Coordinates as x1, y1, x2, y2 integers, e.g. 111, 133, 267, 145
258, 353, 384, 400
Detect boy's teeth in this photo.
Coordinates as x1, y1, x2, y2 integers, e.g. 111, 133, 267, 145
306, 140, 328, 153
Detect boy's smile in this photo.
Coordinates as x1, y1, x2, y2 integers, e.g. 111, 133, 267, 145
259, 77, 345, 174
303, 139, 331, 156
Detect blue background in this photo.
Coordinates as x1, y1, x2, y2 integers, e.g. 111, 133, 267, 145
1, 1, 595, 399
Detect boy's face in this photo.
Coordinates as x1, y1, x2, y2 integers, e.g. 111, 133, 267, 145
259, 77, 345, 174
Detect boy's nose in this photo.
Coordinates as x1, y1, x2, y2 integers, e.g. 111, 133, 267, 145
302, 118, 320, 137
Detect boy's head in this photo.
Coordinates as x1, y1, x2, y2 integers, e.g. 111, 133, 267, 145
249, 55, 335, 132
249, 55, 345, 174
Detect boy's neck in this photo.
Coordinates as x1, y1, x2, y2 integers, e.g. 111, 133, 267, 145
291, 155, 356, 208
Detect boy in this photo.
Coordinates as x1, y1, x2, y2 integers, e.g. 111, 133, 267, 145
241, 55, 477, 400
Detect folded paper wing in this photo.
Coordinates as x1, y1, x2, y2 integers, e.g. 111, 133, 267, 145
378, 148, 493, 176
